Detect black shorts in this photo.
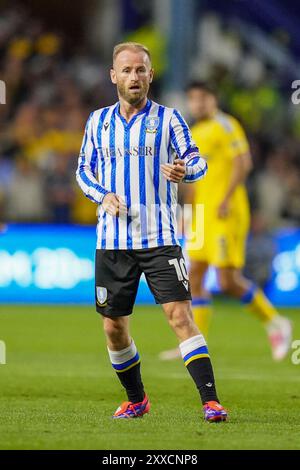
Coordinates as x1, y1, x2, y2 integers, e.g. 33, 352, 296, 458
95, 245, 191, 317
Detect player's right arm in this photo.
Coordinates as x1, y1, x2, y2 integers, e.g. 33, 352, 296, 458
76, 112, 110, 205
76, 113, 127, 217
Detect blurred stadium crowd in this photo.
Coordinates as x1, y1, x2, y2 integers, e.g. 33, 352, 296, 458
0, 2, 300, 234
0, 3, 116, 225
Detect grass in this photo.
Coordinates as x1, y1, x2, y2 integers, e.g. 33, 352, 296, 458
0, 301, 300, 450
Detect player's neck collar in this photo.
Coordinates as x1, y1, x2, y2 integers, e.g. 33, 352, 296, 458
117, 99, 152, 128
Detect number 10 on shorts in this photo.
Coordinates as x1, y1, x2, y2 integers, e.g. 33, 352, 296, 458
169, 258, 189, 281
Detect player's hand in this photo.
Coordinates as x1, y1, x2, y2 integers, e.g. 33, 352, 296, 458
161, 159, 186, 183
217, 199, 230, 219
102, 193, 127, 217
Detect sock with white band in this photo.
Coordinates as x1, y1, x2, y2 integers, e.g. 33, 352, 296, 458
108, 340, 144, 404
179, 334, 219, 404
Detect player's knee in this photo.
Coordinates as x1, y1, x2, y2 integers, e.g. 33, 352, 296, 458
189, 264, 206, 294
102, 318, 126, 344
189, 271, 200, 291
219, 277, 228, 293
168, 306, 193, 332
189, 264, 198, 280
189, 263, 205, 282
219, 275, 234, 294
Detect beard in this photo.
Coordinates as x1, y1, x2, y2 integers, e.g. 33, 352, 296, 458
117, 81, 149, 105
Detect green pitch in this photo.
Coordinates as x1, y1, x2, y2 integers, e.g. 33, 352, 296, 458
0, 301, 300, 450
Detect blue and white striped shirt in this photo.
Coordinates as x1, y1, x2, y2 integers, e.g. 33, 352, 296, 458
76, 99, 207, 249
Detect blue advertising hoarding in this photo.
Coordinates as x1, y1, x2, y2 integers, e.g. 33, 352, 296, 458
0, 224, 155, 304
264, 228, 300, 306
0, 224, 299, 306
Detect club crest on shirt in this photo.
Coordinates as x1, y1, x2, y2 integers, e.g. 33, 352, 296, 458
145, 116, 159, 133
96, 286, 107, 306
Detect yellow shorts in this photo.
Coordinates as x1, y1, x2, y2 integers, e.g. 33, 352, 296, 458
186, 209, 250, 268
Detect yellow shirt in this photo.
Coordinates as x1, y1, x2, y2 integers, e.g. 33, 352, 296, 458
191, 111, 250, 215
25, 130, 83, 163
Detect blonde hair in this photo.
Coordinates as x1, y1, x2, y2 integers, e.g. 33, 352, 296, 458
113, 42, 151, 64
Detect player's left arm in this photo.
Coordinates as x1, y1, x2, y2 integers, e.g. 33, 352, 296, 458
161, 109, 207, 183
218, 122, 252, 218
